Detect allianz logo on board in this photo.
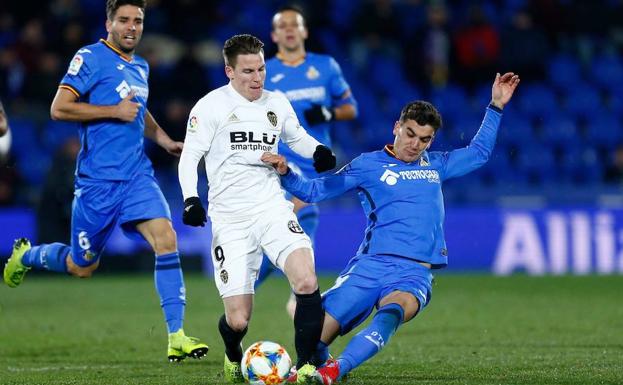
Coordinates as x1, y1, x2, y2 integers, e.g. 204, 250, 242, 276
493, 211, 623, 275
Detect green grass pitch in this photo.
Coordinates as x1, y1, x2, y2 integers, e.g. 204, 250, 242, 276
0, 273, 621, 385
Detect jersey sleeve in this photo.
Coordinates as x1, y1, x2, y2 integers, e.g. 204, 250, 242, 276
178, 100, 217, 200
59, 49, 101, 98
280, 156, 363, 202
280, 95, 321, 158
328, 57, 353, 106
439, 105, 502, 181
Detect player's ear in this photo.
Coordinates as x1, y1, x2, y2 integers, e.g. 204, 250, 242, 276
392, 121, 400, 136
224, 65, 234, 80
105, 19, 112, 33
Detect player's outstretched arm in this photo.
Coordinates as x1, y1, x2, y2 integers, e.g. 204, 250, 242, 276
144, 110, 183, 157
490, 72, 520, 109
262, 151, 358, 202
50, 88, 140, 122
442, 72, 521, 180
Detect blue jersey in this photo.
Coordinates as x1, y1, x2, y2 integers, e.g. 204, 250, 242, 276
59, 39, 152, 180
266, 53, 353, 177
280, 106, 503, 268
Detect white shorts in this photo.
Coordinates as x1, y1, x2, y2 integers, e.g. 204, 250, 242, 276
210, 205, 313, 298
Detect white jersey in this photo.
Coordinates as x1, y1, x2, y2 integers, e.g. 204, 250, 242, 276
179, 83, 321, 222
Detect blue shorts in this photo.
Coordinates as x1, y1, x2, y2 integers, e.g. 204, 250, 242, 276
322, 254, 433, 335
70, 174, 171, 266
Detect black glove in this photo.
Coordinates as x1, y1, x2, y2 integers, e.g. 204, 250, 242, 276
313, 145, 336, 173
304, 104, 334, 126
183, 197, 206, 227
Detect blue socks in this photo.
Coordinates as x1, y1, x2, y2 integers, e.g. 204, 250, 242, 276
312, 340, 330, 366
21, 243, 70, 273
154, 252, 186, 333
337, 303, 404, 379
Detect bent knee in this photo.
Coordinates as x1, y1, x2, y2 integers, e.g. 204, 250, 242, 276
291, 275, 318, 294
67, 256, 99, 278
69, 264, 98, 278
153, 229, 178, 254
227, 316, 250, 332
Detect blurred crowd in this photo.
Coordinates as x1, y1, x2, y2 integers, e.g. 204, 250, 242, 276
1, 0, 623, 214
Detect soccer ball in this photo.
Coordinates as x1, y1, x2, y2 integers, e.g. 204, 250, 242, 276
241, 341, 292, 385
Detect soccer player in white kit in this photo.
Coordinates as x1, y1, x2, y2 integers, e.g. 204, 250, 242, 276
178, 34, 336, 383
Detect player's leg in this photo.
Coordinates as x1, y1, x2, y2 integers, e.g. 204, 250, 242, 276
124, 174, 207, 361
221, 295, 253, 383
211, 218, 262, 383
4, 178, 113, 286
291, 258, 380, 384
316, 262, 433, 384
284, 199, 320, 318
261, 208, 321, 374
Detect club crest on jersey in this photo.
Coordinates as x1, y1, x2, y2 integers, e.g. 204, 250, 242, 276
267, 111, 278, 127
220, 269, 229, 284
68, 54, 84, 75
306, 65, 320, 80
288, 220, 304, 234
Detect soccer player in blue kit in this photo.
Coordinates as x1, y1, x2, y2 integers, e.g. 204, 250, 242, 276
3, 0, 208, 362
258, 5, 358, 315
262, 72, 520, 384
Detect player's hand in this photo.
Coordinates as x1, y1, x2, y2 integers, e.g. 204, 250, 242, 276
491, 72, 520, 109
116, 91, 140, 122
304, 104, 334, 126
313, 145, 336, 172
164, 140, 184, 157
261, 152, 289, 175
182, 197, 206, 227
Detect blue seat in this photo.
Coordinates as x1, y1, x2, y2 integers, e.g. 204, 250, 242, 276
584, 113, 623, 148
548, 54, 583, 91
368, 55, 409, 95
515, 145, 557, 184
517, 84, 559, 119
559, 146, 602, 184
8, 118, 39, 158
430, 84, 470, 125
498, 115, 534, 146
589, 54, 623, 93
539, 113, 579, 146
42, 120, 79, 154
16, 149, 52, 185
563, 83, 604, 119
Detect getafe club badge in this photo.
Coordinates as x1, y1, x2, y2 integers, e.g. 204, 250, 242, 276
306, 65, 320, 80
267, 111, 278, 127
288, 220, 304, 234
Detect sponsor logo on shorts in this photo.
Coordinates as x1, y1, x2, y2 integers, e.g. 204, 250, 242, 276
220, 269, 229, 284
288, 220, 304, 234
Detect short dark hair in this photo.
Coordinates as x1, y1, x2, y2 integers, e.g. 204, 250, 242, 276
223, 34, 264, 68
272, 4, 307, 30
106, 0, 146, 20
399, 101, 443, 132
